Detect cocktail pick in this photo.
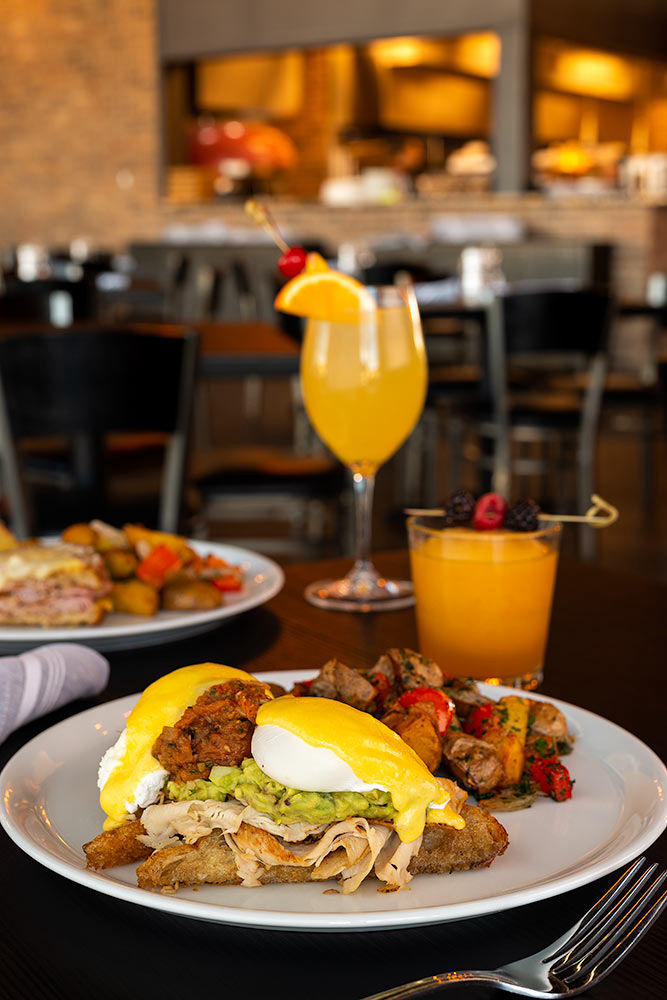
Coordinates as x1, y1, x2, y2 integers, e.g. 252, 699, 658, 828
404, 493, 619, 528
244, 199, 290, 254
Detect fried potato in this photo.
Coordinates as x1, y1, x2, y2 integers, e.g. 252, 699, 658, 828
123, 524, 194, 562
161, 578, 222, 611
111, 579, 159, 616
62, 522, 98, 547
0, 521, 19, 551
381, 705, 442, 772
103, 548, 139, 580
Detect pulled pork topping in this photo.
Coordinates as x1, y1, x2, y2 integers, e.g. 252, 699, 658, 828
151, 679, 272, 782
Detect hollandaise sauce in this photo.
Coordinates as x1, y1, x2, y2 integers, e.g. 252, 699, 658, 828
99, 663, 261, 829
254, 697, 464, 842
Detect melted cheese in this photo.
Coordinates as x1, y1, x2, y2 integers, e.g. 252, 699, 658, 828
255, 696, 465, 843
100, 662, 263, 830
0, 545, 90, 587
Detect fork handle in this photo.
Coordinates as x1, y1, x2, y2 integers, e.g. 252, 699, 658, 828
361, 971, 514, 1000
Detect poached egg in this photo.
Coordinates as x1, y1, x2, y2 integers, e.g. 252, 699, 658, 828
98, 662, 264, 830
252, 696, 465, 843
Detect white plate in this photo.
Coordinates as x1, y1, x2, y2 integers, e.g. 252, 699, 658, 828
1, 672, 665, 931
0, 541, 284, 652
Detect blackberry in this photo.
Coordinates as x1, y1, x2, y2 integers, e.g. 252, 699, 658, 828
443, 488, 475, 526
505, 497, 541, 532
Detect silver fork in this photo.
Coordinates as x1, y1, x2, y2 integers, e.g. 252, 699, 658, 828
362, 857, 667, 999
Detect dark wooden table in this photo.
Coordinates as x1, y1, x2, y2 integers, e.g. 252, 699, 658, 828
1, 551, 665, 1000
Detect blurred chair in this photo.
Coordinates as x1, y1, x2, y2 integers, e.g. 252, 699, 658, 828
190, 441, 348, 560
0, 328, 199, 536
189, 368, 349, 560
596, 303, 665, 513
477, 288, 613, 557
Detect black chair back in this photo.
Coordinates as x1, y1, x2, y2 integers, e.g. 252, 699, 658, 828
483, 288, 613, 406
0, 328, 199, 536
500, 288, 611, 358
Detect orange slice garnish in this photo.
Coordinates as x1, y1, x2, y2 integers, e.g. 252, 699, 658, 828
274, 253, 374, 321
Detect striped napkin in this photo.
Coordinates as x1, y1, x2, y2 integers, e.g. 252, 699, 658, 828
0, 643, 109, 743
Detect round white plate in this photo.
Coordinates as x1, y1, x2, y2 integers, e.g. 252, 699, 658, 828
0, 541, 284, 652
1, 672, 665, 931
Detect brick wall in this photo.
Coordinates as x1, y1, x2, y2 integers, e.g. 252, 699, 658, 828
0, 0, 161, 252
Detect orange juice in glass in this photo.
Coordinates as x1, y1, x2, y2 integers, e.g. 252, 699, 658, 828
407, 516, 561, 689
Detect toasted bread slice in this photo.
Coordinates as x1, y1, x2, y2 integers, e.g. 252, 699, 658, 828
131, 804, 508, 889
83, 819, 153, 869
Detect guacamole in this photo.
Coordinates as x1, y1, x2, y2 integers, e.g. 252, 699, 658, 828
166, 758, 397, 825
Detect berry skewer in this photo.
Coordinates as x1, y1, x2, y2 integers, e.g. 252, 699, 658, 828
405, 493, 619, 531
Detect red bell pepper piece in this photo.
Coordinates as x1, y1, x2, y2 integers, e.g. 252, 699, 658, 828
291, 679, 313, 697
462, 703, 496, 738
369, 672, 392, 708
211, 572, 243, 592
136, 544, 183, 587
398, 687, 455, 736
527, 755, 573, 801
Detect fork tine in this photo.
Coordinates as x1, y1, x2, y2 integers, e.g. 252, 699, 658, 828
542, 856, 647, 964
550, 861, 659, 970
559, 871, 667, 988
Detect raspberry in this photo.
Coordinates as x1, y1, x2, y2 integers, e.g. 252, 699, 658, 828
443, 488, 475, 526
472, 492, 507, 530
505, 498, 541, 532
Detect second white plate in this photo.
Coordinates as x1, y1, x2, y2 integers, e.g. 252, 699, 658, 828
0, 541, 284, 652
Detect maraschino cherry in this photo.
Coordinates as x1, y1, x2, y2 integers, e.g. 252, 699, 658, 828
278, 246, 307, 278
245, 199, 307, 278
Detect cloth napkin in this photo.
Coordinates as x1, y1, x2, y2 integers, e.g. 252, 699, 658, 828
0, 643, 110, 744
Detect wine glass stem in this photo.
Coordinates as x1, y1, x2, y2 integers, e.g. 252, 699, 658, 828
351, 469, 375, 571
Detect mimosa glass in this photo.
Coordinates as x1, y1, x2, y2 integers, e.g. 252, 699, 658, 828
301, 285, 427, 611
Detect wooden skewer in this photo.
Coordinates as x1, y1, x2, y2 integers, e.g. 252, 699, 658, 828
244, 199, 290, 254
404, 494, 619, 528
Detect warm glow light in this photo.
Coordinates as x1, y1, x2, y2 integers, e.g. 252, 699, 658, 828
223, 120, 245, 139
369, 32, 499, 78
369, 36, 427, 66
543, 45, 639, 101
452, 33, 500, 78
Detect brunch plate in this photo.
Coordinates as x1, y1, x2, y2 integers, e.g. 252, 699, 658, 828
0, 541, 284, 653
1, 671, 666, 932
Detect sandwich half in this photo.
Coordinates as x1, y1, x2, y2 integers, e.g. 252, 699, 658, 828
0, 542, 112, 626
84, 663, 508, 893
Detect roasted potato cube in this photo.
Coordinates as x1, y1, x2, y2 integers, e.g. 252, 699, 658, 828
111, 579, 159, 616
382, 704, 442, 773
123, 524, 194, 562
161, 579, 222, 611
0, 521, 19, 551
62, 522, 98, 547
103, 548, 139, 580
497, 696, 530, 746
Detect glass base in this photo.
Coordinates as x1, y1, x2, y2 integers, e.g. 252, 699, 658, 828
304, 561, 415, 613
482, 667, 543, 691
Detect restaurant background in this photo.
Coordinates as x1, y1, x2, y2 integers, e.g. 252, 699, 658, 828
0, 0, 665, 581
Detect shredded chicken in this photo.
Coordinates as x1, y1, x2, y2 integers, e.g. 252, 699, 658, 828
138, 799, 423, 893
